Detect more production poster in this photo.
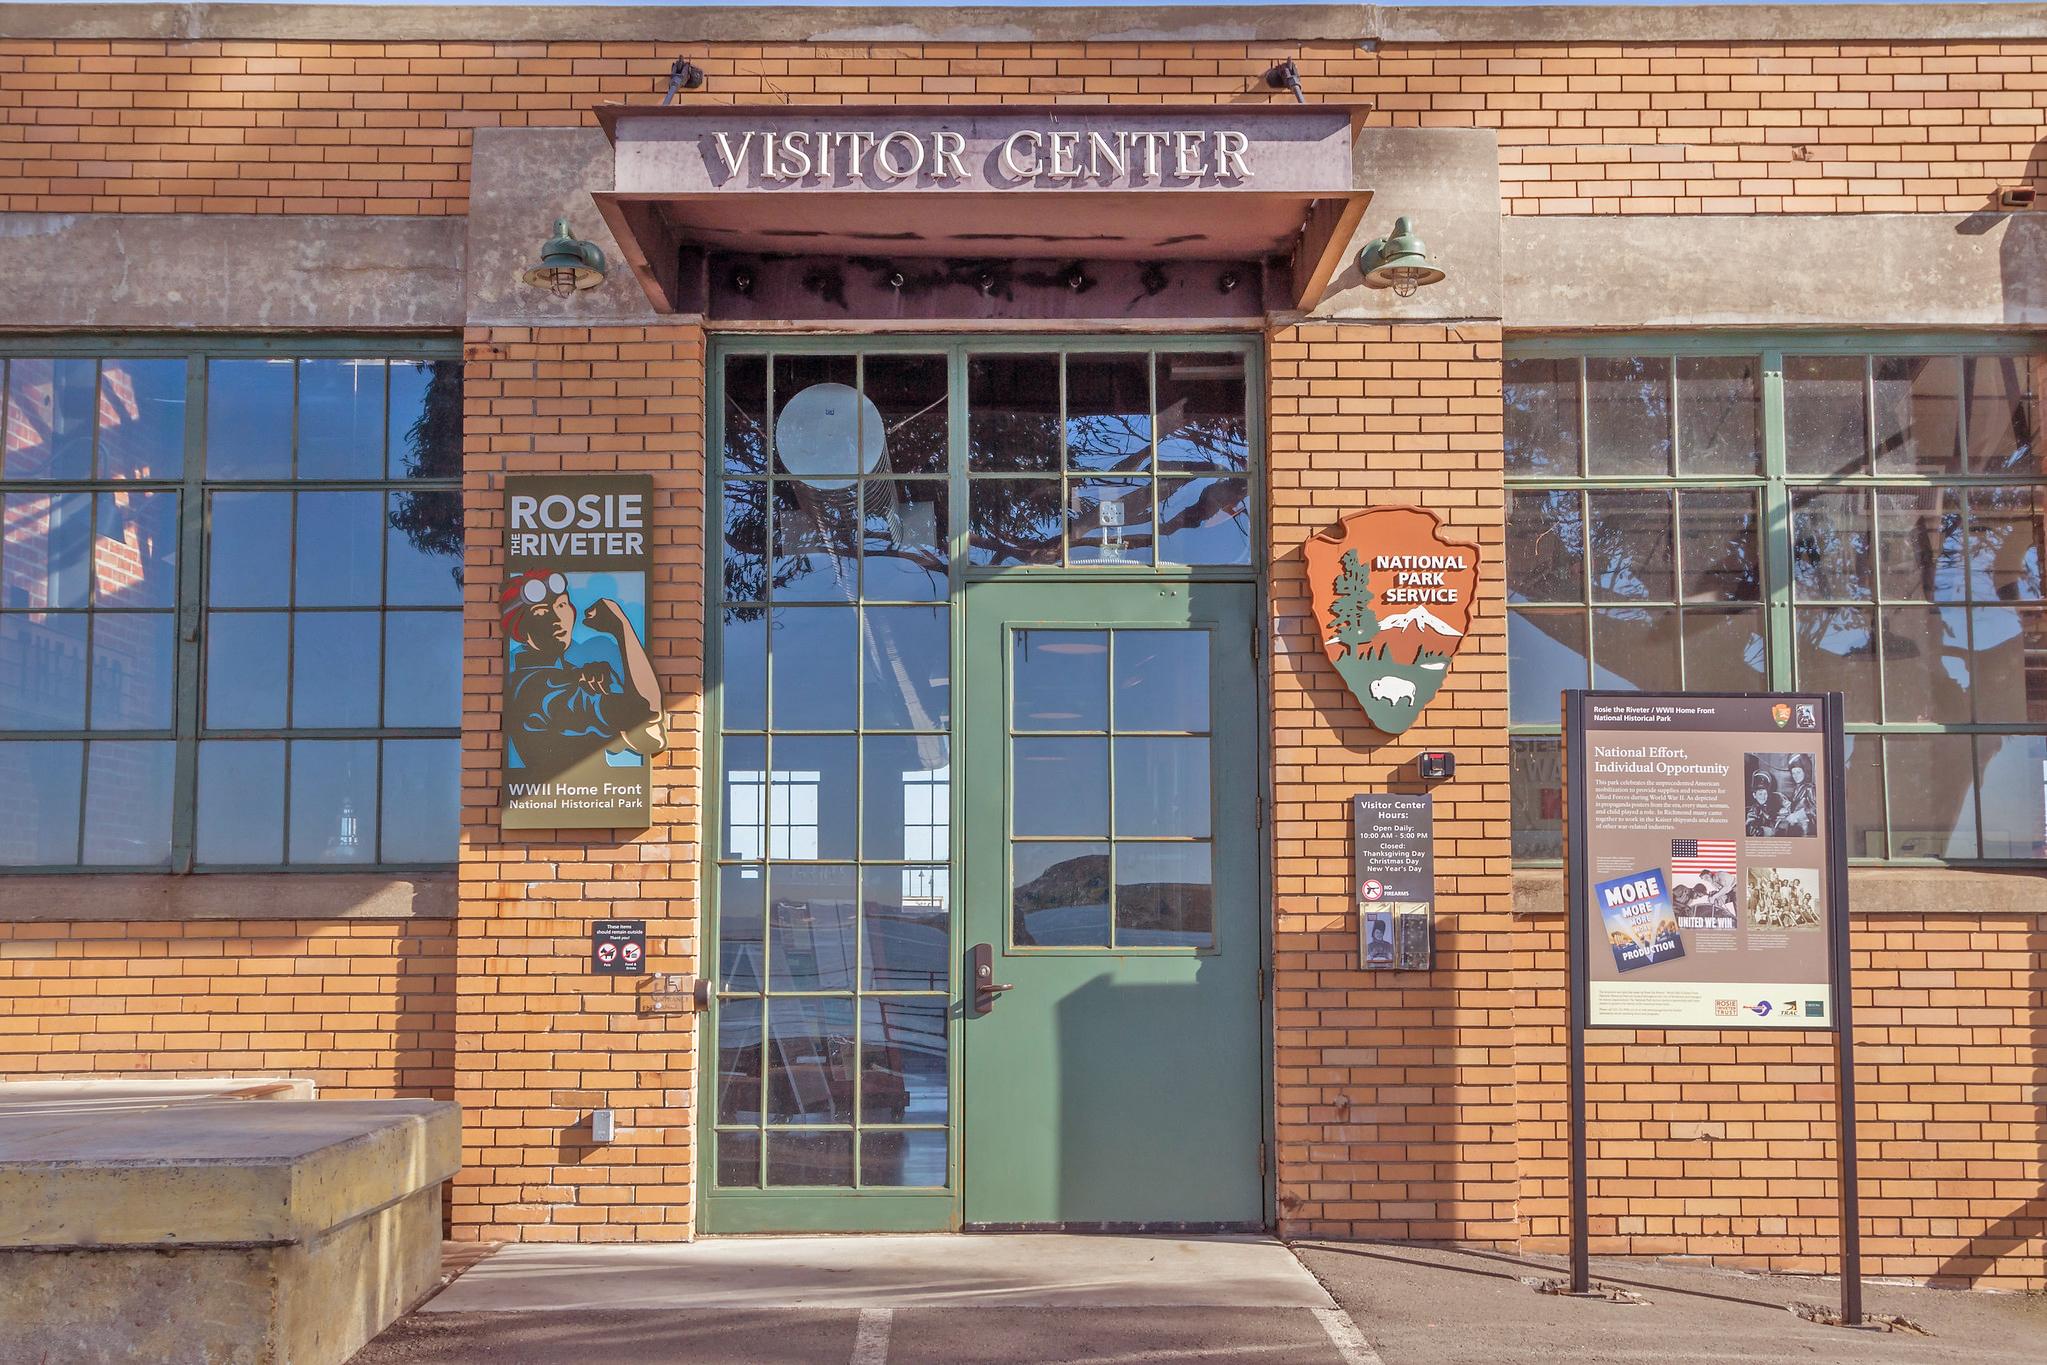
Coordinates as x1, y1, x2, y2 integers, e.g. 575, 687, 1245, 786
1570, 693, 1842, 1029
498, 474, 663, 829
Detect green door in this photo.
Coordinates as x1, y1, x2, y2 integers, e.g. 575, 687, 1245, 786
962, 579, 1264, 1227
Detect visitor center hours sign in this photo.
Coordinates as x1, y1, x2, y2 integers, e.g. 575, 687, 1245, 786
1566, 692, 1848, 1029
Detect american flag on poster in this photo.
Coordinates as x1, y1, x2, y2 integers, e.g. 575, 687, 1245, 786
1671, 838, 1737, 876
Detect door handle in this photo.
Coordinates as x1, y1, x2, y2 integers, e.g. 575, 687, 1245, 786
968, 943, 1013, 1016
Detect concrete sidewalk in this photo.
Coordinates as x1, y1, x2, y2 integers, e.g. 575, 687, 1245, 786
353, 1235, 2047, 1364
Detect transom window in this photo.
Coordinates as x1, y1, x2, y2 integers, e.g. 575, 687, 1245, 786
0, 343, 463, 872
1507, 340, 2045, 864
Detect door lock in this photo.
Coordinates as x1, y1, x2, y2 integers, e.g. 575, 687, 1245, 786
968, 943, 1014, 1016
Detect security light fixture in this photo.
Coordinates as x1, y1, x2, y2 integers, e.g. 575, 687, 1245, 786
662, 57, 706, 104
520, 217, 607, 297
1216, 269, 1241, 294
1266, 59, 1305, 104
1140, 263, 1168, 297
727, 264, 755, 297
1062, 262, 1094, 293
1358, 216, 1447, 298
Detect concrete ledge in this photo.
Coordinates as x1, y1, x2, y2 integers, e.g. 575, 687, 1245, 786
1516, 865, 2047, 917
6, 4, 2046, 45
0, 1098, 459, 1247
0, 872, 456, 922
0, 213, 465, 332
0, 1097, 458, 1365
1504, 212, 2047, 332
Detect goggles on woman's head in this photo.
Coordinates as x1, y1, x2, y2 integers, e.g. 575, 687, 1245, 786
519, 571, 568, 604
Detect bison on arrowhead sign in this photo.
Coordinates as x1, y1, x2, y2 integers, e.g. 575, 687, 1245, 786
1304, 506, 1480, 735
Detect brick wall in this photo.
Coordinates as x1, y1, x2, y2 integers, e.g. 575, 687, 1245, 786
1265, 322, 1519, 1244
452, 324, 707, 1242
1, 37, 2041, 214
0, 917, 453, 1096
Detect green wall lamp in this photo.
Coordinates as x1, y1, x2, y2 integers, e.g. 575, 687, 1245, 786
521, 217, 608, 297
1357, 216, 1446, 297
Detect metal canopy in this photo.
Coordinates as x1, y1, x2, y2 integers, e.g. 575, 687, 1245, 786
591, 103, 1369, 321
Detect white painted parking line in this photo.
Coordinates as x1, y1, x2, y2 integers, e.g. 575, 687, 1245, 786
1313, 1306, 1385, 1365
851, 1307, 893, 1365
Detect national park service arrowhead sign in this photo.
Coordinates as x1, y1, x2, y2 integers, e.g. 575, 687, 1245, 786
1303, 507, 1480, 735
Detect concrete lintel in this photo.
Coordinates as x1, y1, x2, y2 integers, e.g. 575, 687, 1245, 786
0, 214, 465, 333
8, 4, 2047, 45
1503, 211, 2047, 332
1312, 126, 1502, 322
467, 127, 660, 327
0, 873, 456, 923
1516, 866, 2047, 918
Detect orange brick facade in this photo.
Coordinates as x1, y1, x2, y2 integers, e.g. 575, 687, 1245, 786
1, 7, 2043, 1290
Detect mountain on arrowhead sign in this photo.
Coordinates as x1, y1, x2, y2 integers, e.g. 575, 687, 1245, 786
1303, 506, 1480, 735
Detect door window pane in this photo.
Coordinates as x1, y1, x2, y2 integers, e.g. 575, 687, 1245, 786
721, 608, 767, 731
766, 735, 857, 860
864, 354, 948, 476
1115, 841, 1214, 947
718, 1000, 763, 1123
1511, 736, 1564, 861
1013, 840, 1111, 947
769, 607, 857, 730
720, 865, 767, 993
1114, 631, 1208, 733
773, 480, 861, 602
723, 355, 769, 474
1014, 629, 1107, 731
861, 1129, 946, 1188
768, 1131, 854, 1187
1013, 737, 1109, 836
772, 354, 860, 480
717, 1130, 762, 1188
1113, 736, 1210, 837
722, 479, 769, 602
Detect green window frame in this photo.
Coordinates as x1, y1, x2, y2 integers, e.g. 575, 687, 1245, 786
0, 336, 464, 874
1507, 334, 2045, 866
703, 335, 1261, 1219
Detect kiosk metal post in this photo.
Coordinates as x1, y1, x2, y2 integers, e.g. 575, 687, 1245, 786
1824, 699, 1862, 1324
1563, 690, 1591, 1293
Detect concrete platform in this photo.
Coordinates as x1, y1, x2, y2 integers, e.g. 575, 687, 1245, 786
0, 1088, 458, 1365
426, 1233, 1338, 1311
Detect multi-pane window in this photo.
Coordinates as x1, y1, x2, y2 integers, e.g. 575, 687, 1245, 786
1507, 342, 2045, 864
715, 350, 954, 1193
0, 345, 463, 872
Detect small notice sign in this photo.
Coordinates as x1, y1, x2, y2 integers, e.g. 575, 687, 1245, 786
1354, 793, 1434, 970
590, 920, 648, 975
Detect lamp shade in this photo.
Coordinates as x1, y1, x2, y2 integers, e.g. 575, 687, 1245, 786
1359, 216, 1447, 297
775, 382, 887, 489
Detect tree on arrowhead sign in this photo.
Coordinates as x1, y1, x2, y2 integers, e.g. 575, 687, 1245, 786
1303, 507, 1480, 735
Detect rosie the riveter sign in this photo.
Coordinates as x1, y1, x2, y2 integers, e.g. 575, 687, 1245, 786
1303, 507, 1479, 735
1568, 692, 1846, 1029
499, 475, 664, 829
